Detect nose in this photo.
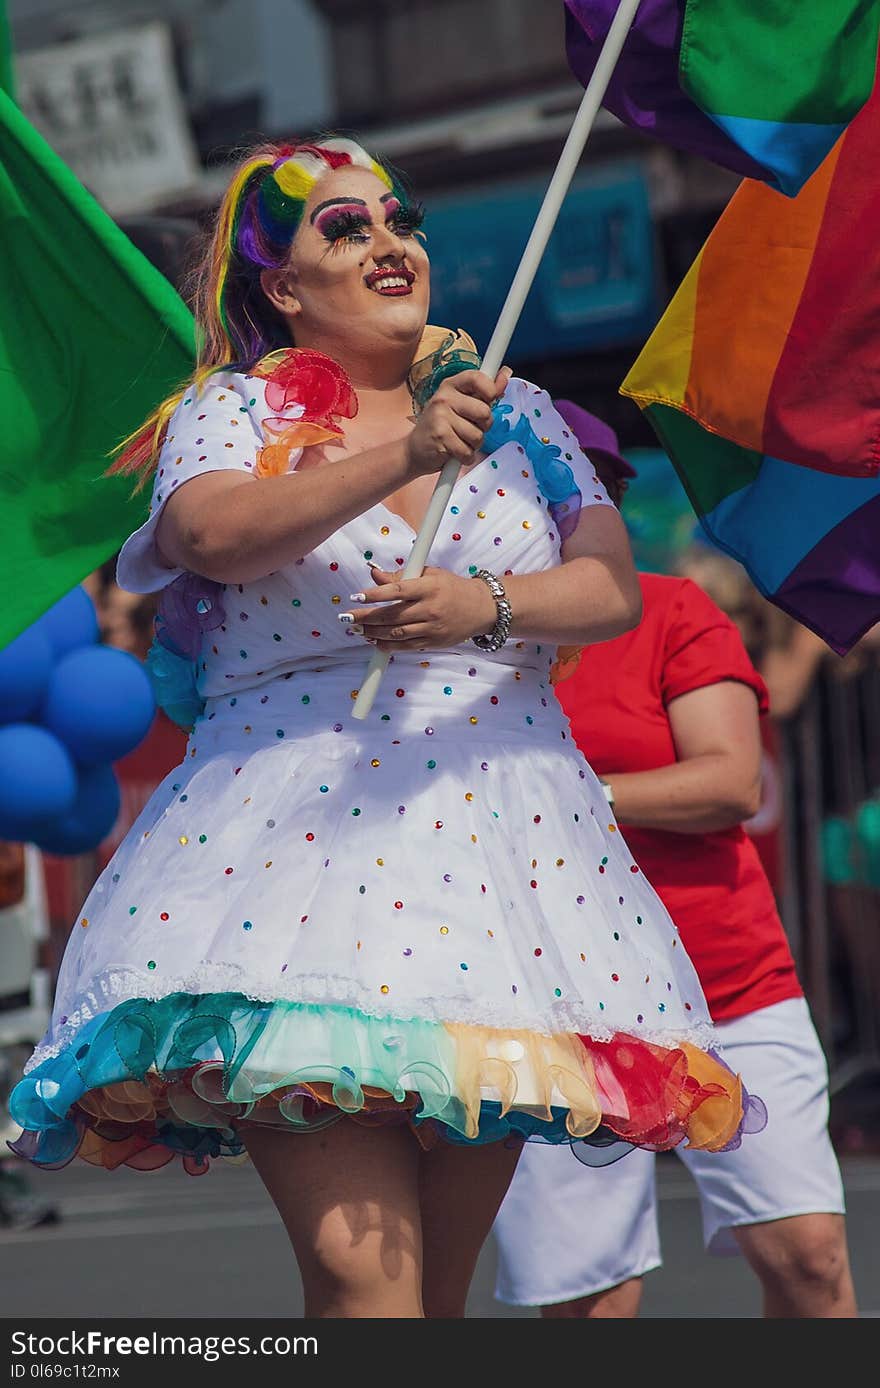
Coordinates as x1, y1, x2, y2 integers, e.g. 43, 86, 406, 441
370, 220, 406, 261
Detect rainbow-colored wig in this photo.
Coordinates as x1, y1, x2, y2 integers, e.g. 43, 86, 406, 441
112, 137, 404, 481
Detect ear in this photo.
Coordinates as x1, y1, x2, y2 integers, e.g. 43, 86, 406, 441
260, 267, 301, 317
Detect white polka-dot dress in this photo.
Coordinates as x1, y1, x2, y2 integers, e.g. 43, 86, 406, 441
11, 363, 756, 1175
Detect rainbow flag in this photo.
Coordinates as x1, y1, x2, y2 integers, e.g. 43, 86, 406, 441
621, 66, 880, 655
566, 0, 880, 196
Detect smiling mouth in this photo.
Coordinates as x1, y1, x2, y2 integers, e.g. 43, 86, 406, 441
366, 267, 415, 296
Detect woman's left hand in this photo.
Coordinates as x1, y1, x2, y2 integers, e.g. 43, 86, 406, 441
341, 565, 497, 651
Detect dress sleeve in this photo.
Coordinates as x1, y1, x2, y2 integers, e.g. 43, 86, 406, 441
116, 374, 262, 594
660, 579, 770, 713
500, 378, 615, 541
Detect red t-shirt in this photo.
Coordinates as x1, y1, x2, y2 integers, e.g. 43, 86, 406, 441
556, 573, 802, 1022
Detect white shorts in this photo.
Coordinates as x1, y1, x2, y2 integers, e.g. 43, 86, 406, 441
493, 997, 846, 1305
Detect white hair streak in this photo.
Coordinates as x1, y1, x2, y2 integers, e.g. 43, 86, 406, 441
319, 137, 378, 170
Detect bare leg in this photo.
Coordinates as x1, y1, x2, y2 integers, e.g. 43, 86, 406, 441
243, 1118, 424, 1318
734, 1213, 857, 1317
420, 1137, 523, 1318
540, 1277, 643, 1318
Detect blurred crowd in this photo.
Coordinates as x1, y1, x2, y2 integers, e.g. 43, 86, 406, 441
679, 545, 880, 1154
0, 569, 170, 1228
81, 559, 157, 662
678, 544, 880, 719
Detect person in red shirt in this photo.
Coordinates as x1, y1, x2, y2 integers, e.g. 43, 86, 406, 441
493, 402, 857, 1318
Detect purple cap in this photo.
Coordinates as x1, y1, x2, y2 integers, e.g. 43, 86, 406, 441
553, 399, 637, 479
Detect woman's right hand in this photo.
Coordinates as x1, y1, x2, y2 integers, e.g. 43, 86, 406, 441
405, 367, 511, 476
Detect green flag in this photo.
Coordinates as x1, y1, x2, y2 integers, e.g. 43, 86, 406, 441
0, 79, 196, 650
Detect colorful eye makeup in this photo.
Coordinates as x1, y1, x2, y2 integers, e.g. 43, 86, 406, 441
312, 201, 371, 243
311, 195, 426, 246
388, 199, 426, 236
316, 207, 372, 244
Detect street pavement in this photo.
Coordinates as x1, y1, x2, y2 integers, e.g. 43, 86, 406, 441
1, 1152, 878, 1318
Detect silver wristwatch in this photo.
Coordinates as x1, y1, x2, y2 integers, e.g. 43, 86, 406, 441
470, 569, 513, 653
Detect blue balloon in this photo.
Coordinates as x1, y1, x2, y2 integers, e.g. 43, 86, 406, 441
0, 626, 53, 722
35, 763, 121, 856
34, 586, 100, 658
0, 724, 78, 840
44, 646, 155, 765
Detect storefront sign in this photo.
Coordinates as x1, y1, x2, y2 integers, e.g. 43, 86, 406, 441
426, 163, 657, 359
16, 22, 200, 215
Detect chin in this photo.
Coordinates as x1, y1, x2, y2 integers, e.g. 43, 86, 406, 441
376, 304, 428, 347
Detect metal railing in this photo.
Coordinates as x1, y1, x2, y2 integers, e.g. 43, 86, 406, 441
778, 646, 880, 1094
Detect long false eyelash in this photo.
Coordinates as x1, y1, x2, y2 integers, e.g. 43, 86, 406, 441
390, 200, 426, 235
320, 209, 371, 244
319, 200, 427, 246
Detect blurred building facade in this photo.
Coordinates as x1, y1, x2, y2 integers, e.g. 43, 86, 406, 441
8, 0, 737, 447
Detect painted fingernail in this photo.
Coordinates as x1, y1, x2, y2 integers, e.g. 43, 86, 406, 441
350, 624, 364, 635
338, 612, 356, 624
349, 592, 366, 603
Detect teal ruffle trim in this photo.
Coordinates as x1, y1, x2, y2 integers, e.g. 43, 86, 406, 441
145, 639, 204, 731
406, 329, 482, 412
9, 994, 617, 1175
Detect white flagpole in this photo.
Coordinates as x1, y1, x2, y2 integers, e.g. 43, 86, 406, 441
352, 0, 642, 720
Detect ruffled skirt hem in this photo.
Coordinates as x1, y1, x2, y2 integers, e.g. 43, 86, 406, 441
9, 992, 766, 1175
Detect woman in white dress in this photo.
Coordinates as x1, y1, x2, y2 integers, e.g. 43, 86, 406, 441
10, 139, 759, 1318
